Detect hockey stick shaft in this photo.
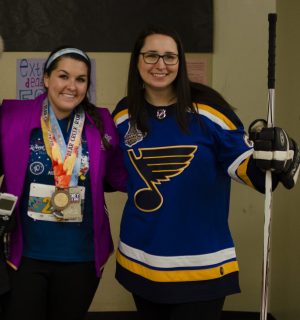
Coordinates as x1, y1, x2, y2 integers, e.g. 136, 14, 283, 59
260, 13, 277, 320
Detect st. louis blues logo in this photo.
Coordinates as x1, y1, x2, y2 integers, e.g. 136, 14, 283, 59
128, 145, 197, 212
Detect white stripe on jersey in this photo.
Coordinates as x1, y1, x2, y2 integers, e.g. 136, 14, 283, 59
228, 149, 254, 183
196, 109, 232, 130
119, 240, 237, 269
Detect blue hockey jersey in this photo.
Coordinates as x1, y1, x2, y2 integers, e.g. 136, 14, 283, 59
113, 98, 261, 303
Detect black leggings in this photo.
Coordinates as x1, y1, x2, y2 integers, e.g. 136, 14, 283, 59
133, 294, 225, 320
3, 257, 100, 320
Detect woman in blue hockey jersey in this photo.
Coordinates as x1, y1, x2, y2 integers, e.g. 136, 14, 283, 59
112, 26, 299, 320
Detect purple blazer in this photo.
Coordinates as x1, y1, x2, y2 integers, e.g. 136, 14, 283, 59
0, 93, 127, 277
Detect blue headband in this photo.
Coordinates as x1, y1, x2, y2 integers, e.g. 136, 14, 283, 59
45, 48, 89, 69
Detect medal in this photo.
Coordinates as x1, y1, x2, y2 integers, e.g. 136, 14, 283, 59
41, 100, 85, 220
51, 188, 70, 211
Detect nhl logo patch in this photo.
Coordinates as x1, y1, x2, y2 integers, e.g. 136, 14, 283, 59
156, 108, 166, 120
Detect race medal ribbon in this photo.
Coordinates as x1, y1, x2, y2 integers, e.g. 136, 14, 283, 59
41, 99, 85, 220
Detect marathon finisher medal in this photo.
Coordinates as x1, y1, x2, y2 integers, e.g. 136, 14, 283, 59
41, 99, 85, 220
51, 188, 71, 211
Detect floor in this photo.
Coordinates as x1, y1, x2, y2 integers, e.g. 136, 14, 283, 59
85, 311, 277, 320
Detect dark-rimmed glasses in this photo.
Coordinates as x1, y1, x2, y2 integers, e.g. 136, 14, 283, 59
140, 52, 179, 65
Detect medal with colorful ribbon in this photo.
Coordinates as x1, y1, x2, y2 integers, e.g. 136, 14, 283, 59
41, 99, 85, 219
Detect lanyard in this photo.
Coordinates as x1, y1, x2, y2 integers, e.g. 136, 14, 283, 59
41, 98, 85, 188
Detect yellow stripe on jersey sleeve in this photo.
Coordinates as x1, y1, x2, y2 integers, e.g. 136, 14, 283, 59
237, 157, 255, 188
193, 103, 237, 130
113, 108, 129, 125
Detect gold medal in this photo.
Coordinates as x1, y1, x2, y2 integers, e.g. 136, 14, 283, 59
51, 188, 70, 211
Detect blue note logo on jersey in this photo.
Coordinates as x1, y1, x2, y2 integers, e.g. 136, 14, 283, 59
128, 145, 197, 212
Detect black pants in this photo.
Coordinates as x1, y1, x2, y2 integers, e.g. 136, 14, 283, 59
133, 294, 225, 320
3, 257, 100, 320
0, 240, 10, 317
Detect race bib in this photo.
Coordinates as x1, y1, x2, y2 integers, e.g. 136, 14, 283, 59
28, 183, 85, 222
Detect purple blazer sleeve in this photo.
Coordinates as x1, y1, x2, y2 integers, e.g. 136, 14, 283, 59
98, 108, 127, 192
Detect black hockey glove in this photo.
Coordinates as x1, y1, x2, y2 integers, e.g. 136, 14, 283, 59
278, 139, 300, 189
249, 119, 300, 189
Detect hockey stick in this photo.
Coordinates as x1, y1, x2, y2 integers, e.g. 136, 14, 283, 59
260, 13, 277, 320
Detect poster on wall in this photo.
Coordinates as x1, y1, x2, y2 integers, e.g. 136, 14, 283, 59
16, 58, 96, 103
16, 58, 45, 100
186, 57, 209, 85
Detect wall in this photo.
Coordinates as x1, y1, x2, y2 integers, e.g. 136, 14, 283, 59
270, 1, 300, 319
212, 0, 276, 312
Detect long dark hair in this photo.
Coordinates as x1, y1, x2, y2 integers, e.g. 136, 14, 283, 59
127, 25, 192, 134
190, 82, 234, 111
44, 46, 111, 149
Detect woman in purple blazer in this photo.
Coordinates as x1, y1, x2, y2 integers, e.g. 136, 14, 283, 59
0, 47, 127, 320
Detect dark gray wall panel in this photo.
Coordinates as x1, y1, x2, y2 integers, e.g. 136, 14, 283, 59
0, 0, 213, 52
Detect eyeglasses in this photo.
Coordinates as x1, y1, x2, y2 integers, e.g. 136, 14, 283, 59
140, 52, 179, 65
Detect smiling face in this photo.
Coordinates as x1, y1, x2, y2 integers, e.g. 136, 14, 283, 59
138, 34, 179, 95
43, 57, 88, 119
